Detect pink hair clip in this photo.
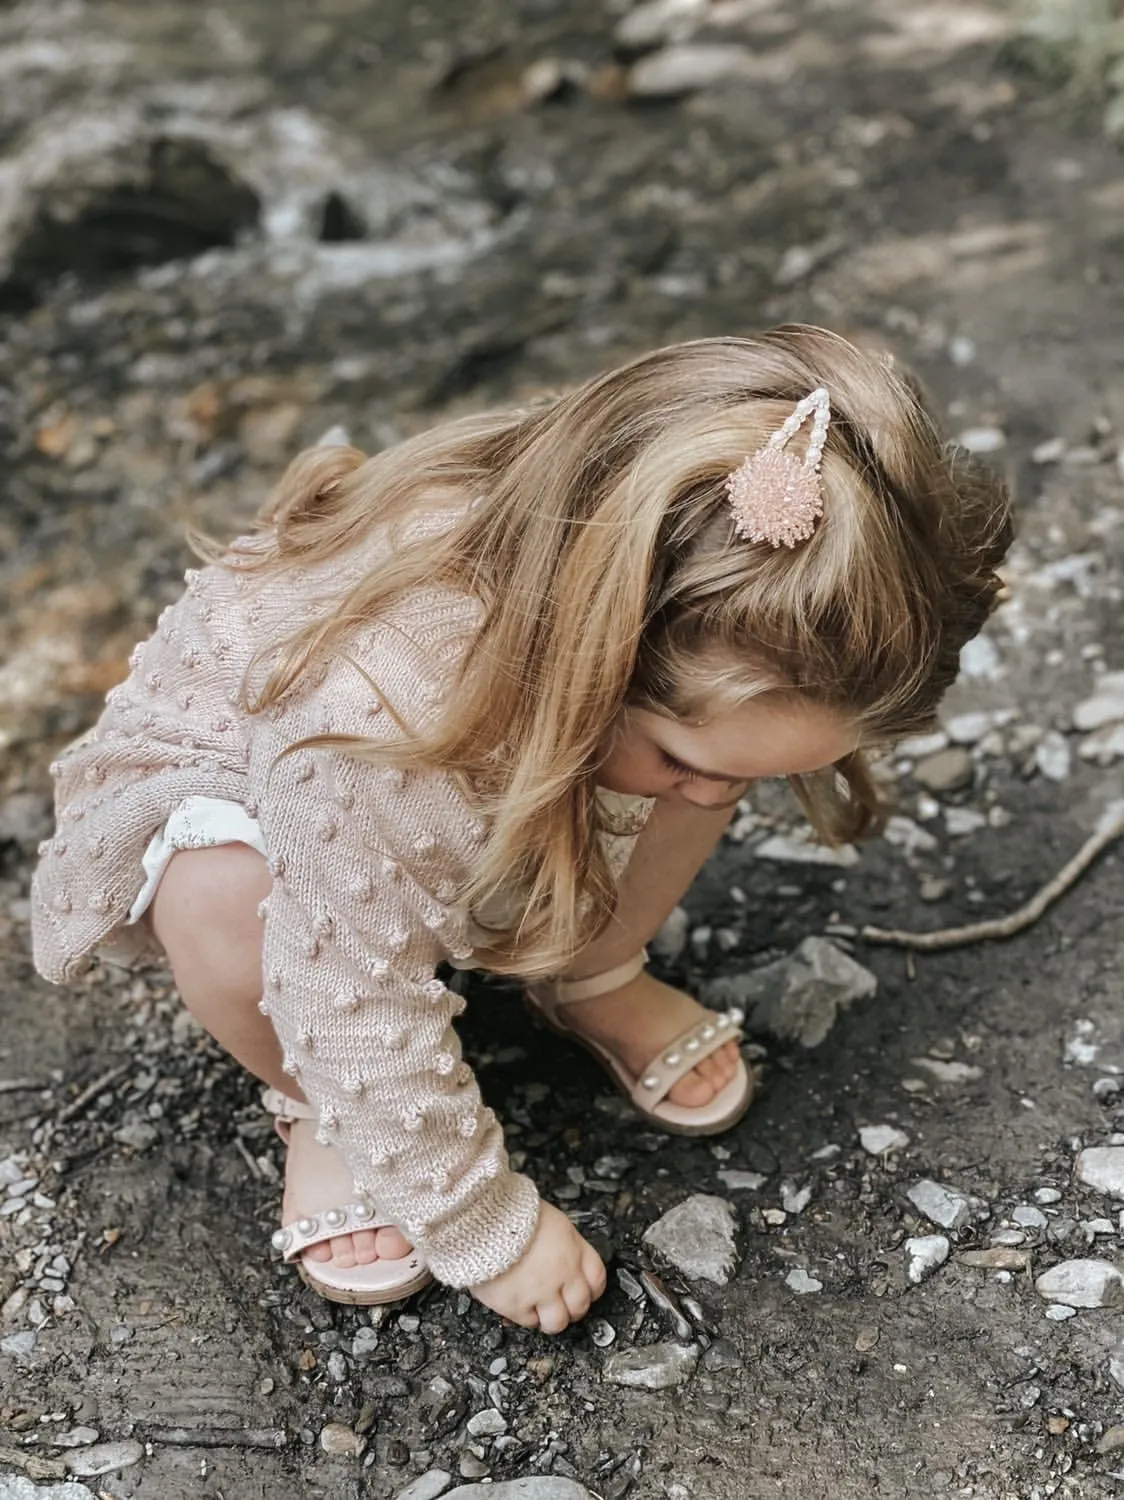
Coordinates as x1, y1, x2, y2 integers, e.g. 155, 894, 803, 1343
724, 386, 831, 549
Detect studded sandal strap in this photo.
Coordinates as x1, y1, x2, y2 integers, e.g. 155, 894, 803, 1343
631, 1008, 745, 1109
551, 950, 649, 1005
271, 1199, 385, 1262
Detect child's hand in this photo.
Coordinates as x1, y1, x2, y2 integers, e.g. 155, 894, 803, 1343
470, 1201, 607, 1334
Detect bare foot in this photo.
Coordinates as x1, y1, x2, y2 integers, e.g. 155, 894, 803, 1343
281, 1119, 414, 1268
557, 971, 742, 1106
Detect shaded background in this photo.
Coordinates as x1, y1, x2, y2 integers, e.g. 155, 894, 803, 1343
1, 2, 1124, 1498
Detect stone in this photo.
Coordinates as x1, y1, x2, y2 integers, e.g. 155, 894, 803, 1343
1097, 1426, 1124, 1456
1034, 1259, 1124, 1308
1073, 673, 1124, 732
51, 1430, 100, 1450
642, 1194, 738, 1286
959, 636, 1002, 681
754, 830, 859, 867
785, 1267, 823, 1294
394, 1476, 454, 1500
443, 1482, 595, 1500
1076, 1147, 1124, 1198
906, 1180, 972, 1231
602, 1341, 700, 1390
63, 1441, 144, 1477
1034, 730, 1072, 782
905, 1235, 950, 1284
615, 0, 707, 50
860, 1124, 910, 1156
912, 747, 973, 792
1079, 723, 1124, 764
701, 937, 877, 1050
944, 711, 993, 745
781, 1182, 812, 1214
1045, 1304, 1078, 1321
956, 426, 1006, 453
113, 1121, 158, 1153
958, 1247, 1029, 1271
0, 1482, 98, 1500
909, 1057, 983, 1085
319, 1423, 363, 1456
0, 1331, 37, 1358
465, 1409, 506, 1438
945, 806, 986, 837
1109, 1349, 1124, 1389
627, 43, 752, 97
717, 1169, 767, 1192
1012, 1205, 1048, 1230
1035, 1188, 1063, 1205
650, 905, 689, 963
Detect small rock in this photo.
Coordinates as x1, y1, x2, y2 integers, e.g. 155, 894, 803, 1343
1079, 723, 1124, 764
1034, 1259, 1124, 1308
64, 1440, 145, 1477
907, 1180, 972, 1231
910, 1057, 982, 1085
352, 1326, 380, 1358
956, 425, 1007, 453
603, 1341, 700, 1390
945, 807, 987, 837
959, 635, 1002, 680
588, 1318, 616, 1348
781, 1182, 812, 1214
1045, 1304, 1078, 1321
1094, 1077, 1123, 1099
650, 905, 690, 963
860, 1124, 910, 1156
1032, 436, 1066, 464
754, 830, 858, 867
1, 1331, 37, 1357
1109, 1349, 1124, 1389
615, 0, 707, 49
319, 1423, 363, 1456
1097, 1426, 1124, 1456
905, 1235, 950, 1284
627, 43, 752, 97
958, 1247, 1029, 1271
465, 1410, 507, 1438
445, 1483, 594, 1500
642, 1194, 738, 1286
785, 1267, 823, 1295
51, 1428, 100, 1449
1073, 673, 1124, 732
701, 1338, 742, 1371
991, 1228, 1027, 1247
394, 1473, 454, 1500
944, 711, 993, 745
702, 937, 877, 1050
1035, 1188, 1063, 1205
457, 1454, 491, 1481
717, 1169, 767, 1192
883, 815, 939, 856
912, 747, 973, 793
113, 1122, 158, 1153
1034, 731, 1072, 782
1075, 1146, 1124, 1198
0, 1481, 99, 1500
1012, 1205, 1048, 1230
919, 875, 951, 902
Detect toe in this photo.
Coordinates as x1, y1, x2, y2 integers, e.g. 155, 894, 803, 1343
303, 1241, 333, 1263
328, 1234, 358, 1269
350, 1229, 381, 1264
667, 1066, 714, 1107
375, 1226, 412, 1260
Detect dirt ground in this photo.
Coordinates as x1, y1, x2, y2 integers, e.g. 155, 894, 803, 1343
1, 1, 1123, 1497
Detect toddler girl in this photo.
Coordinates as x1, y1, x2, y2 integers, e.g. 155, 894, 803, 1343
31, 326, 1011, 1335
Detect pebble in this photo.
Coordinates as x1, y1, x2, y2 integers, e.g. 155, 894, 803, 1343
52, 1428, 101, 1449
627, 43, 752, 97
615, 0, 707, 51
1034, 1259, 1124, 1308
956, 426, 1007, 453
465, 1410, 506, 1438
442, 1482, 594, 1500
0, 1482, 99, 1500
717, 1169, 767, 1192
1012, 1205, 1048, 1230
643, 1194, 738, 1286
912, 747, 973, 793
944, 711, 993, 745
781, 1182, 812, 1214
588, 1318, 616, 1347
1079, 722, 1124, 764
945, 807, 987, 837
393, 1473, 453, 1500
958, 1247, 1029, 1271
64, 1440, 145, 1477
785, 1267, 823, 1295
859, 1124, 910, 1156
1, 1331, 38, 1357
319, 1422, 364, 1456
326, 1352, 348, 1382
1045, 1305, 1078, 1321
905, 1235, 950, 1284
702, 937, 877, 1050
990, 1228, 1027, 1247
352, 1326, 380, 1358
907, 1180, 972, 1231
1109, 1350, 1124, 1389
1035, 1188, 1063, 1205
650, 905, 689, 963
1097, 1426, 1124, 1456
910, 1058, 982, 1085
113, 1122, 158, 1153
1034, 730, 1072, 782
1073, 673, 1124, 732
754, 831, 858, 867
458, 1455, 490, 1480
603, 1341, 700, 1390
1075, 1146, 1124, 1197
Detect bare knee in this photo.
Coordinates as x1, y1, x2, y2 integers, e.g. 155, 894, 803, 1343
149, 844, 271, 998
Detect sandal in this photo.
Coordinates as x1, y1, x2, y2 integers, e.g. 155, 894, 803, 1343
525, 951, 753, 1137
262, 1087, 433, 1307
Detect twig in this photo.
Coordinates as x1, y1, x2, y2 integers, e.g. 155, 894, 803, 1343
140, 1427, 288, 1450
862, 801, 1124, 953
55, 1063, 132, 1124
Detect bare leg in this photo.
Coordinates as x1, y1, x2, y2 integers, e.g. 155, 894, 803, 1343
148, 844, 410, 1268
553, 797, 742, 1107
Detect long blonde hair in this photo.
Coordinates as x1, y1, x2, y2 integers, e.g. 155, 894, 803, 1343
223, 326, 1012, 976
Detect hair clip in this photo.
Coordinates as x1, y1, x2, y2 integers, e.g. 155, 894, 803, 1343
724, 386, 831, 549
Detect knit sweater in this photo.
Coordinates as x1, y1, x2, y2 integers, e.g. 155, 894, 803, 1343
31, 535, 638, 1289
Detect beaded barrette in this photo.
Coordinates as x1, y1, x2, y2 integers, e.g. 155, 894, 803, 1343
724, 386, 831, 549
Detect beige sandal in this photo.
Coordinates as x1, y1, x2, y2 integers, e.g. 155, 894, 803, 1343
262, 1088, 433, 1307
526, 952, 753, 1137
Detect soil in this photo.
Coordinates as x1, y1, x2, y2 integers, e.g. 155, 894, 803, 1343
1, 1, 1123, 1497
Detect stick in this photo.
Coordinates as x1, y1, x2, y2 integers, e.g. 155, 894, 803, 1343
0, 1079, 42, 1094
862, 801, 1124, 953
55, 1063, 132, 1124
140, 1427, 288, 1450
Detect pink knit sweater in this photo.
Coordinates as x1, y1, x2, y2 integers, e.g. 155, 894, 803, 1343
31, 539, 553, 1288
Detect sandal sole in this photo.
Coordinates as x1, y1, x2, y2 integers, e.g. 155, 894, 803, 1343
296, 1261, 434, 1307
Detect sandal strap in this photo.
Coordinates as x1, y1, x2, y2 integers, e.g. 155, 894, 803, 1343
551, 950, 648, 1004
270, 1199, 385, 1262
261, 1086, 316, 1124
629, 1008, 745, 1108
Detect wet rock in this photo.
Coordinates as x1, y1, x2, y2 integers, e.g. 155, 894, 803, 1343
63, 1440, 144, 1477
860, 1124, 910, 1156
754, 830, 859, 867
603, 1341, 701, 1390
627, 43, 752, 97
1034, 1259, 1124, 1308
907, 1180, 972, 1231
1075, 1147, 1124, 1198
1073, 673, 1124, 732
444, 1482, 594, 1500
643, 1193, 738, 1286
905, 1235, 950, 1284
394, 1474, 453, 1500
785, 1267, 823, 1294
912, 747, 973, 793
702, 937, 877, 1049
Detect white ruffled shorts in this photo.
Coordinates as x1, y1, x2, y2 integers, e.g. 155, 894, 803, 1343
127, 795, 268, 924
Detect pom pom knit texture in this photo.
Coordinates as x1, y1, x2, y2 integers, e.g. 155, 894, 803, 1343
27, 532, 625, 1289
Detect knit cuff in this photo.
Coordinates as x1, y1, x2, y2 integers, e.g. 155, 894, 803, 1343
418, 1171, 542, 1289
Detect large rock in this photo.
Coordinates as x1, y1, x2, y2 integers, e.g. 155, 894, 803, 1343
1075, 1147, 1124, 1199
702, 937, 877, 1048
907, 1180, 972, 1231
443, 1484, 594, 1500
602, 1341, 701, 1390
0, 1482, 97, 1500
1034, 1259, 1124, 1308
643, 1194, 738, 1285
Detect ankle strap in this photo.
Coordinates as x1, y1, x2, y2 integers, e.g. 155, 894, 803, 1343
551, 950, 648, 1004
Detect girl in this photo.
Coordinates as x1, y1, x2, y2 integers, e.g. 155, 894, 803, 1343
31, 326, 1011, 1336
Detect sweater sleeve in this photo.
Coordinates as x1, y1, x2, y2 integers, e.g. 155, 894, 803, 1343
253, 616, 541, 1289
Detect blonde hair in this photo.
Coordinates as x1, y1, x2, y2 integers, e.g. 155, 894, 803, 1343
223, 326, 1012, 977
